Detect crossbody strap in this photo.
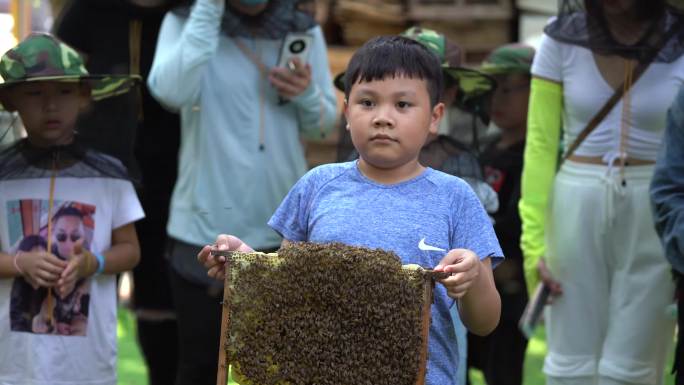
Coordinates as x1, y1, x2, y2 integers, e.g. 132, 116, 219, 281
561, 18, 684, 164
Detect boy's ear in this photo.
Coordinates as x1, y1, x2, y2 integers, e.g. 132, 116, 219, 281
428, 102, 445, 135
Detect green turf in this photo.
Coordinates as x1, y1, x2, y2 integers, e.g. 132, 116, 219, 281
116, 307, 675, 385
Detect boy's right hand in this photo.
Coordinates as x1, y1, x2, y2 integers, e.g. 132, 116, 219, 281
197, 234, 254, 281
16, 251, 67, 289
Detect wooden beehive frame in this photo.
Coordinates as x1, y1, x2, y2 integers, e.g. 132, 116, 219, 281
215, 254, 436, 385
407, 0, 513, 21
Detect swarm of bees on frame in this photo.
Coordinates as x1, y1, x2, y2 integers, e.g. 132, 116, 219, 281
224, 242, 432, 385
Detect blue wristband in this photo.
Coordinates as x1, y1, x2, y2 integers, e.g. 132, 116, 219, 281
95, 253, 105, 275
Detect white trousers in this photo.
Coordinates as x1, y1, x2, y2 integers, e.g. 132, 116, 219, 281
544, 161, 676, 385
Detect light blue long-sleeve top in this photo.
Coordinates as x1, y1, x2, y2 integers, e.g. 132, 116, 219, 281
147, 0, 337, 251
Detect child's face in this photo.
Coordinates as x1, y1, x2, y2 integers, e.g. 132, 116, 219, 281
5, 81, 90, 147
344, 75, 443, 172
490, 73, 530, 132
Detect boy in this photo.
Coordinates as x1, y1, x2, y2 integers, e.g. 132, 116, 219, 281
0, 33, 144, 385
198, 35, 502, 384
468, 43, 534, 385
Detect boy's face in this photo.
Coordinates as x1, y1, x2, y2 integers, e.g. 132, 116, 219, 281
4, 81, 90, 147
344, 75, 443, 172
490, 73, 529, 132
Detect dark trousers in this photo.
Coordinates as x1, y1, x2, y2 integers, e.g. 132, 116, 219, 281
168, 266, 223, 385
137, 318, 179, 385
467, 316, 528, 385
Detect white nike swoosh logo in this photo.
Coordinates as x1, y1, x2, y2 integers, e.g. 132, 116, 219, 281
418, 237, 446, 252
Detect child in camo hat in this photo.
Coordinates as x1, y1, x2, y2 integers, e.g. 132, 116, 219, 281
467, 42, 534, 385
0, 33, 144, 385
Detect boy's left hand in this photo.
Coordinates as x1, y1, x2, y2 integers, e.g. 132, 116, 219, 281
434, 249, 481, 299
269, 58, 312, 100
56, 241, 96, 298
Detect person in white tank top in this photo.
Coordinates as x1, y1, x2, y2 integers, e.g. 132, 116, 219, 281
519, 1, 684, 384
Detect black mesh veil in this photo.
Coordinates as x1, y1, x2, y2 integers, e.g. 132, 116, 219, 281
172, 0, 316, 39
544, 0, 684, 63
0, 138, 131, 182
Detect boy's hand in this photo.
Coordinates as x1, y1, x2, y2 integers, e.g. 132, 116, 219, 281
16, 251, 67, 289
56, 241, 96, 299
197, 234, 254, 281
268, 58, 312, 100
434, 249, 481, 299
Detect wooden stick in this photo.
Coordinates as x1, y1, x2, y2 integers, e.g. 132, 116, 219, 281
45, 162, 58, 328
415, 277, 434, 385
216, 259, 233, 385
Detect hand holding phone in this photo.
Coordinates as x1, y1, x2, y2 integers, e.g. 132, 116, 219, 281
277, 32, 314, 69
269, 32, 315, 102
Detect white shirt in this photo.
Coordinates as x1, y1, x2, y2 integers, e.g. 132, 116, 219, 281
0, 175, 144, 385
532, 33, 684, 162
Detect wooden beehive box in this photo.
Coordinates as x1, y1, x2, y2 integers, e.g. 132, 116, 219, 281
215, 242, 441, 385
333, 0, 409, 46
408, 0, 513, 64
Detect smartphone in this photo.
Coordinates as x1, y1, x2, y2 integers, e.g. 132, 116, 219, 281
277, 32, 314, 70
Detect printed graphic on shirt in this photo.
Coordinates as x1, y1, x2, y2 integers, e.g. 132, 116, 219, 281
7, 199, 95, 336
484, 165, 506, 193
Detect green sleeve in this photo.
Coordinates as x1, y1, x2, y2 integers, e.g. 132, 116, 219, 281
519, 77, 563, 295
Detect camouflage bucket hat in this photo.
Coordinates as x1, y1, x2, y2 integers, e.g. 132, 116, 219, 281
478, 43, 535, 75
334, 27, 495, 102
0, 33, 140, 101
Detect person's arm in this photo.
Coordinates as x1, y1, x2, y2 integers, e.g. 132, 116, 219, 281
519, 76, 562, 296
435, 252, 500, 335
289, 26, 337, 139
147, 0, 225, 110
651, 86, 684, 273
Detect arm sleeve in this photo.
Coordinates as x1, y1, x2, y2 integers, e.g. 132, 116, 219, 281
146, 0, 224, 111
519, 77, 563, 295
267, 170, 319, 242
290, 26, 337, 140
451, 183, 504, 267
112, 180, 145, 230
651, 86, 684, 274
531, 33, 563, 83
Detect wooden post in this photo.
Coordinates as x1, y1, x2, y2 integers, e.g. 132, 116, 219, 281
415, 278, 434, 385
216, 262, 233, 385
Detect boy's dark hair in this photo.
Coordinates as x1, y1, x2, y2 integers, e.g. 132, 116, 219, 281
344, 35, 444, 107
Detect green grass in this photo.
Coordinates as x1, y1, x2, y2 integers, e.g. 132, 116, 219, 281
116, 307, 675, 385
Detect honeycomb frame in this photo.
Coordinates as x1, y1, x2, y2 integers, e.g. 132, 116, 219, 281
215, 242, 438, 385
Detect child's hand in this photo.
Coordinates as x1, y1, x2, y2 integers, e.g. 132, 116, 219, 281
56, 241, 96, 299
197, 234, 254, 281
434, 249, 481, 299
16, 250, 67, 289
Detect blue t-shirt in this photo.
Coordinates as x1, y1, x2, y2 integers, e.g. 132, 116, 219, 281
268, 161, 504, 385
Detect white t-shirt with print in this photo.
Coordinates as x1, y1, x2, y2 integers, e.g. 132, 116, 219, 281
0, 176, 144, 385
